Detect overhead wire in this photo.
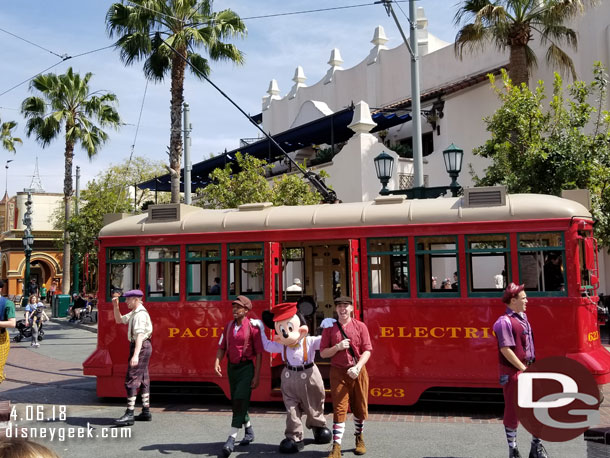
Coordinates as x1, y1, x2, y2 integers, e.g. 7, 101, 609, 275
125, 1, 410, 23
113, 79, 149, 213
0, 26, 69, 60
0, 44, 115, 99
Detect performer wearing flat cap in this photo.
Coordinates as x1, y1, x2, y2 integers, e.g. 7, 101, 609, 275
320, 296, 372, 458
215, 295, 263, 457
112, 289, 153, 427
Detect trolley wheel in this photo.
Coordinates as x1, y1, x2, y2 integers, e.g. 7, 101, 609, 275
38, 335, 44, 341
13, 335, 22, 342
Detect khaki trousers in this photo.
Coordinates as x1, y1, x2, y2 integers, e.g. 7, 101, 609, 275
281, 365, 327, 441
330, 365, 369, 423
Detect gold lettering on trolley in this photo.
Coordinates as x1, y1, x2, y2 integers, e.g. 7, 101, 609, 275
379, 326, 494, 339
168, 327, 223, 338
397, 327, 411, 337
430, 327, 445, 338
380, 327, 394, 338
414, 327, 428, 338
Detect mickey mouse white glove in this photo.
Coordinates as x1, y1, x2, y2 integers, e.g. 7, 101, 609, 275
250, 319, 263, 328
320, 318, 336, 329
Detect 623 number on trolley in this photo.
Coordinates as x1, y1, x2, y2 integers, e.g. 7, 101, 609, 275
370, 387, 405, 398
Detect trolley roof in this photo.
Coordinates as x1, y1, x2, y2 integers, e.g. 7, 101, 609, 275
99, 193, 592, 237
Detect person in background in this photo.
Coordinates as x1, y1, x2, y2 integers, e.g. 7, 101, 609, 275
48, 279, 57, 304
286, 278, 303, 292
40, 284, 47, 303
28, 279, 39, 297
493, 283, 549, 458
112, 289, 154, 427
24, 294, 48, 348
214, 295, 263, 457
0, 279, 16, 384
210, 277, 221, 295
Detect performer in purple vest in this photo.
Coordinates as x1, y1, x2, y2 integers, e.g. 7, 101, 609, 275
493, 283, 549, 458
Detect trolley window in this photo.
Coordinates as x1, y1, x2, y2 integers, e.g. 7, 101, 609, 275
187, 244, 221, 300
228, 243, 264, 298
416, 235, 459, 296
466, 234, 510, 296
578, 230, 597, 292
283, 248, 305, 301
518, 232, 566, 296
106, 248, 139, 301
146, 246, 180, 301
367, 237, 409, 297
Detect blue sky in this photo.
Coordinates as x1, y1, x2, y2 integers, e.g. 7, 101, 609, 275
0, 1, 458, 197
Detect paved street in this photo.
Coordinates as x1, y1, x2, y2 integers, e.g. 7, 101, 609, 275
0, 319, 603, 457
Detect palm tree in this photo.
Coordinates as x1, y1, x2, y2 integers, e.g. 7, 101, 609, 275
21, 67, 120, 295
1, 117, 22, 153
106, 0, 247, 203
454, 0, 599, 87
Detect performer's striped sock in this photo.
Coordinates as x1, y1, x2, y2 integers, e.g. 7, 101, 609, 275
127, 396, 136, 410
332, 422, 345, 445
354, 417, 364, 435
229, 427, 239, 439
504, 426, 517, 449
141, 393, 150, 408
531, 436, 542, 445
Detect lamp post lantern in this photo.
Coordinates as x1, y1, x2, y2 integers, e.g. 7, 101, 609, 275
373, 151, 394, 195
374, 144, 464, 199
21, 190, 34, 306
442, 143, 464, 196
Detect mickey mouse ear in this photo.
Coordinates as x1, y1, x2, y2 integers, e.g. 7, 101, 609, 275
297, 296, 317, 317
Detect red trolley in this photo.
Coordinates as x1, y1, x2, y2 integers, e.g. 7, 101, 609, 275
83, 189, 608, 405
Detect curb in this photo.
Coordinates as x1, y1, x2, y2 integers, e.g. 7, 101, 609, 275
50, 317, 97, 334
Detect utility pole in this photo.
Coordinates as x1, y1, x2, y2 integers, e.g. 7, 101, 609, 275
380, 0, 424, 187
183, 102, 192, 205
72, 166, 80, 295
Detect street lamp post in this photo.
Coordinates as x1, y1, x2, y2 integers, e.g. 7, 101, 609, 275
21, 190, 34, 306
374, 144, 464, 199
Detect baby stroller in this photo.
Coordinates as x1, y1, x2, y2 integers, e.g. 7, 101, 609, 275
13, 314, 45, 343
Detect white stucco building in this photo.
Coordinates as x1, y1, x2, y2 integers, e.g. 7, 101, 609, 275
254, 4, 610, 291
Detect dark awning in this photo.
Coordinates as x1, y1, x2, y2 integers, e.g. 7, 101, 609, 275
138, 105, 411, 192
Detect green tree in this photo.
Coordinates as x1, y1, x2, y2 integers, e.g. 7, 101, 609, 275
454, 0, 599, 87
106, 0, 247, 203
197, 152, 323, 208
104, 156, 169, 210
55, 156, 166, 291
472, 63, 610, 245
1, 117, 22, 153
21, 67, 121, 294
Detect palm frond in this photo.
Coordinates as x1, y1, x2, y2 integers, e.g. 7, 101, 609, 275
187, 53, 211, 78
546, 43, 578, 80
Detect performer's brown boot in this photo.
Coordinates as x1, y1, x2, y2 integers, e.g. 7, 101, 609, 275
354, 433, 366, 455
327, 442, 342, 458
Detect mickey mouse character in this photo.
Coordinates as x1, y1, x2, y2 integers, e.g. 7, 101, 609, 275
253, 300, 332, 453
